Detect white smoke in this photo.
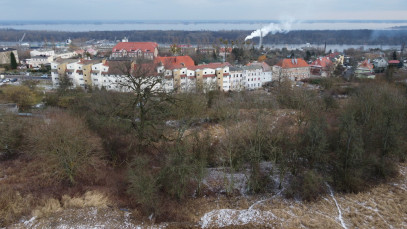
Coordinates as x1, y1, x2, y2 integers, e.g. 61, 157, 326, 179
245, 21, 293, 41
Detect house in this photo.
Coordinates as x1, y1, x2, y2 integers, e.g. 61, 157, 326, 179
388, 60, 402, 68
355, 60, 375, 78
247, 61, 273, 83
372, 57, 388, 73
273, 58, 310, 81
227, 67, 245, 91
51, 59, 99, 89
310, 57, 333, 77
54, 51, 78, 59
111, 42, 158, 60
0, 48, 19, 65
325, 52, 344, 66
189, 62, 230, 92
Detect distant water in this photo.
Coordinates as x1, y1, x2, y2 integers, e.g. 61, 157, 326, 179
1, 20, 407, 32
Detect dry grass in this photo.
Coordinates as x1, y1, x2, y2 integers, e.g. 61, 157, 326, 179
196, 163, 407, 228
32, 198, 62, 218
62, 190, 111, 209
0, 187, 36, 227
31, 190, 110, 219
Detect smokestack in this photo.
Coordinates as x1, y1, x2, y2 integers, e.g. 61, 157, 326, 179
259, 30, 263, 50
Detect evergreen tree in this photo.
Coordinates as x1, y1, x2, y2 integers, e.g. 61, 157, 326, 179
392, 51, 397, 60
10, 52, 17, 69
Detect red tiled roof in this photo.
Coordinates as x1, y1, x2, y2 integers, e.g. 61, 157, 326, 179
155, 56, 195, 69
311, 57, 333, 68
276, 58, 309, 68
388, 60, 400, 64
113, 42, 158, 53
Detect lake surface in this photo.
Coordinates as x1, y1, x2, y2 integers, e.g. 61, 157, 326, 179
1, 20, 407, 32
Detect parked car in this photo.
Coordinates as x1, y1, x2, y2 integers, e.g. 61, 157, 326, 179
10, 78, 17, 82
41, 74, 48, 78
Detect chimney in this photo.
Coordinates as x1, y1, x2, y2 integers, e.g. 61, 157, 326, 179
259, 30, 263, 50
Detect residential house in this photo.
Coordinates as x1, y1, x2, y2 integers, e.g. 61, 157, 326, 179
372, 57, 388, 73
355, 60, 375, 78
310, 57, 333, 77
247, 61, 273, 83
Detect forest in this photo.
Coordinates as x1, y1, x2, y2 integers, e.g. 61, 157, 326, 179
1, 29, 407, 45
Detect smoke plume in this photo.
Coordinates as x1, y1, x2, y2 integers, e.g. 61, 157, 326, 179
245, 21, 293, 41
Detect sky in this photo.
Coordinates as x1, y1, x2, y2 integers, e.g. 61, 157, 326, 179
0, 0, 406, 21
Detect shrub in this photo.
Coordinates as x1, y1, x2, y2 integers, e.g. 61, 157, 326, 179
0, 113, 26, 160
1, 85, 35, 111
27, 109, 105, 185
285, 170, 327, 201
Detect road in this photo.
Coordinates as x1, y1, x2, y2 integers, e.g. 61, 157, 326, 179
1, 74, 52, 82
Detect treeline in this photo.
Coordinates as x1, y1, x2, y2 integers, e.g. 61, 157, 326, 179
0, 29, 407, 45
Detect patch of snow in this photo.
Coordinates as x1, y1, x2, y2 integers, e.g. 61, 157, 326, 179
200, 208, 276, 228
326, 183, 348, 229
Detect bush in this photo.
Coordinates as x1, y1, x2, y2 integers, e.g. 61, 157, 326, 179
127, 155, 159, 214
285, 170, 327, 201
27, 109, 105, 185
0, 113, 26, 160
1, 85, 35, 111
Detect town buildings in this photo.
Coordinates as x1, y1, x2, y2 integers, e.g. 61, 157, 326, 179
51, 56, 274, 93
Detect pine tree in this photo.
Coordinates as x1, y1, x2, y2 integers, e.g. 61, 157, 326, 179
10, 52, 17, 69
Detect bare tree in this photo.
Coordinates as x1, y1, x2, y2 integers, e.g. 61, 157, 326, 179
113, 60, 174, 152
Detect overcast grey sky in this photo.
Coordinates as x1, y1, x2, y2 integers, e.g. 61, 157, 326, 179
1, 0, 406, 21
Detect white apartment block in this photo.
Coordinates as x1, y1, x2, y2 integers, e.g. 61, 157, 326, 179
222, 65, 272, 91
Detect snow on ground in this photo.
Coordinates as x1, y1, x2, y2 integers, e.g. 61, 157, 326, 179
10, 207, 167, 229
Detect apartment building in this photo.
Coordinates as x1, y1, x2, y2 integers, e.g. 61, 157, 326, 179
111, 42, 158, 60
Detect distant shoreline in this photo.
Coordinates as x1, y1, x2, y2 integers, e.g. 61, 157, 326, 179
0, 29, 406, 47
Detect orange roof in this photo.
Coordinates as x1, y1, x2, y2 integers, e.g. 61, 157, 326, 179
311, 57, 333, 68
155, 56, 195, 69
113, 42, 158, 53
276, 58, 309, 68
